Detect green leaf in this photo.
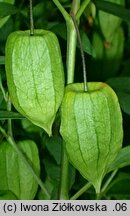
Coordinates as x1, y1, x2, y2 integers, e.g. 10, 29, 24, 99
51, 23, 67, 40
0, 0, 15, 28
0, 140, 40, 200
21, 119, 42, 133
107, 77, 130, 115
0, 2, 18, 18
0, 56, 5, 65
0, 190, 18, 200
0, 111, 24, 120
0, 92, 3, 105
80, 31, 96, 57
51, 23, 95, 56
107, 146, 130, 173
43, 158, 60, 199
43, 158, 60, 181
98, 0, 124, 40
93, 0, 130, 23
43, 158, 76, 196
107, 77, 130, 92
37, 177, 53, 200
106, 172, 130, 199
68, 164, 76, 190
43, 135, 62, 165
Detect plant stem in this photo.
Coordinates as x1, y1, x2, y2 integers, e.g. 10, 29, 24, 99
53, 0, 81, 199
67, 0, 80, 84
101, 169, 118, 193
66, 20, 77, 84
60, 0, 81, 200
29, 0, 34, 35
70, 13, 88, 92
6, 95, 13, 137
0, 75, 7, 102
76, 0, 91, 20
52, 0, 70, 22
96, 169, 118, 200
52, 0, 79, 84
0, 126, 50, 199
59, 143, 69, 200
0, 76, 13, 136
70, 182, 92, 200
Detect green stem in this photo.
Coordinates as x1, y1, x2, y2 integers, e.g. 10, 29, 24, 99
6, 95, 13, 137
101, 169, 118, 193
66, 20, 77, 84
70, 13, 88, 92
76, 0, 91, 20
70, 182, 92, 200
53, 0, 80, 84
29, 0, 34, 35
52, 0, 70, 22
60, 0, 80, 200
53, 0, 81, 200
96, 193, 101, 200
59, 143, 69, 200
0, 126, 50, 199
0, 75, 7, 102
67, 0, 80, 84
96, 169, 118, 200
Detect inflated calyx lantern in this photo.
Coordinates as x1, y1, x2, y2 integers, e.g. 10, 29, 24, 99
60, 14, 123, 193
5, 29, 64, 136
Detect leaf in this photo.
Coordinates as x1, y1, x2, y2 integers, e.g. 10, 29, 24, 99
51, 23, 67, 40
107, 77, 130, 115
0, 92, 3, 105
107, 77, 130, 92
107, 146, 130, 173
43, 135, 62, 165
51, 23, 95, 56
0, 111, 24, 120
43, 159, 76, 194
92, 0, 130, 23
0, 56, 5, 65
43, 158, 60, 181
80, 31, 96, 57
68, 164, 76, 190
0, 0, 15, 28
0, 190, 18, 200
116, 92, 130, 115
98, 0, 125, 40
43, 158, 60, 199
0, 2, 18, 18
21, 119, 42, 133
0, 140, 40, 200
37, 177, 54, 200
106, 172, 130, 199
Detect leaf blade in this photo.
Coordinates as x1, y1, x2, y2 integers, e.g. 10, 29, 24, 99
107, 146, 130, 173
93, 0, 130, 23
0, 111, 24, 120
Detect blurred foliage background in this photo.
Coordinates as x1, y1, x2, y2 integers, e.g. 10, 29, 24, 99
0, 0, 130, 200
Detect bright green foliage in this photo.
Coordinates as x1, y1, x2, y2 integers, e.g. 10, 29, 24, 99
5, 29, 64, 135
0, 140, 40, 199
92, 32, 104, 59
98, 0, 125, 41
105, 27, 124, 60
0, 190, 17, 200
0, 0, 15, 28
92, 27, 124, 78
60, 82, 123, 193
